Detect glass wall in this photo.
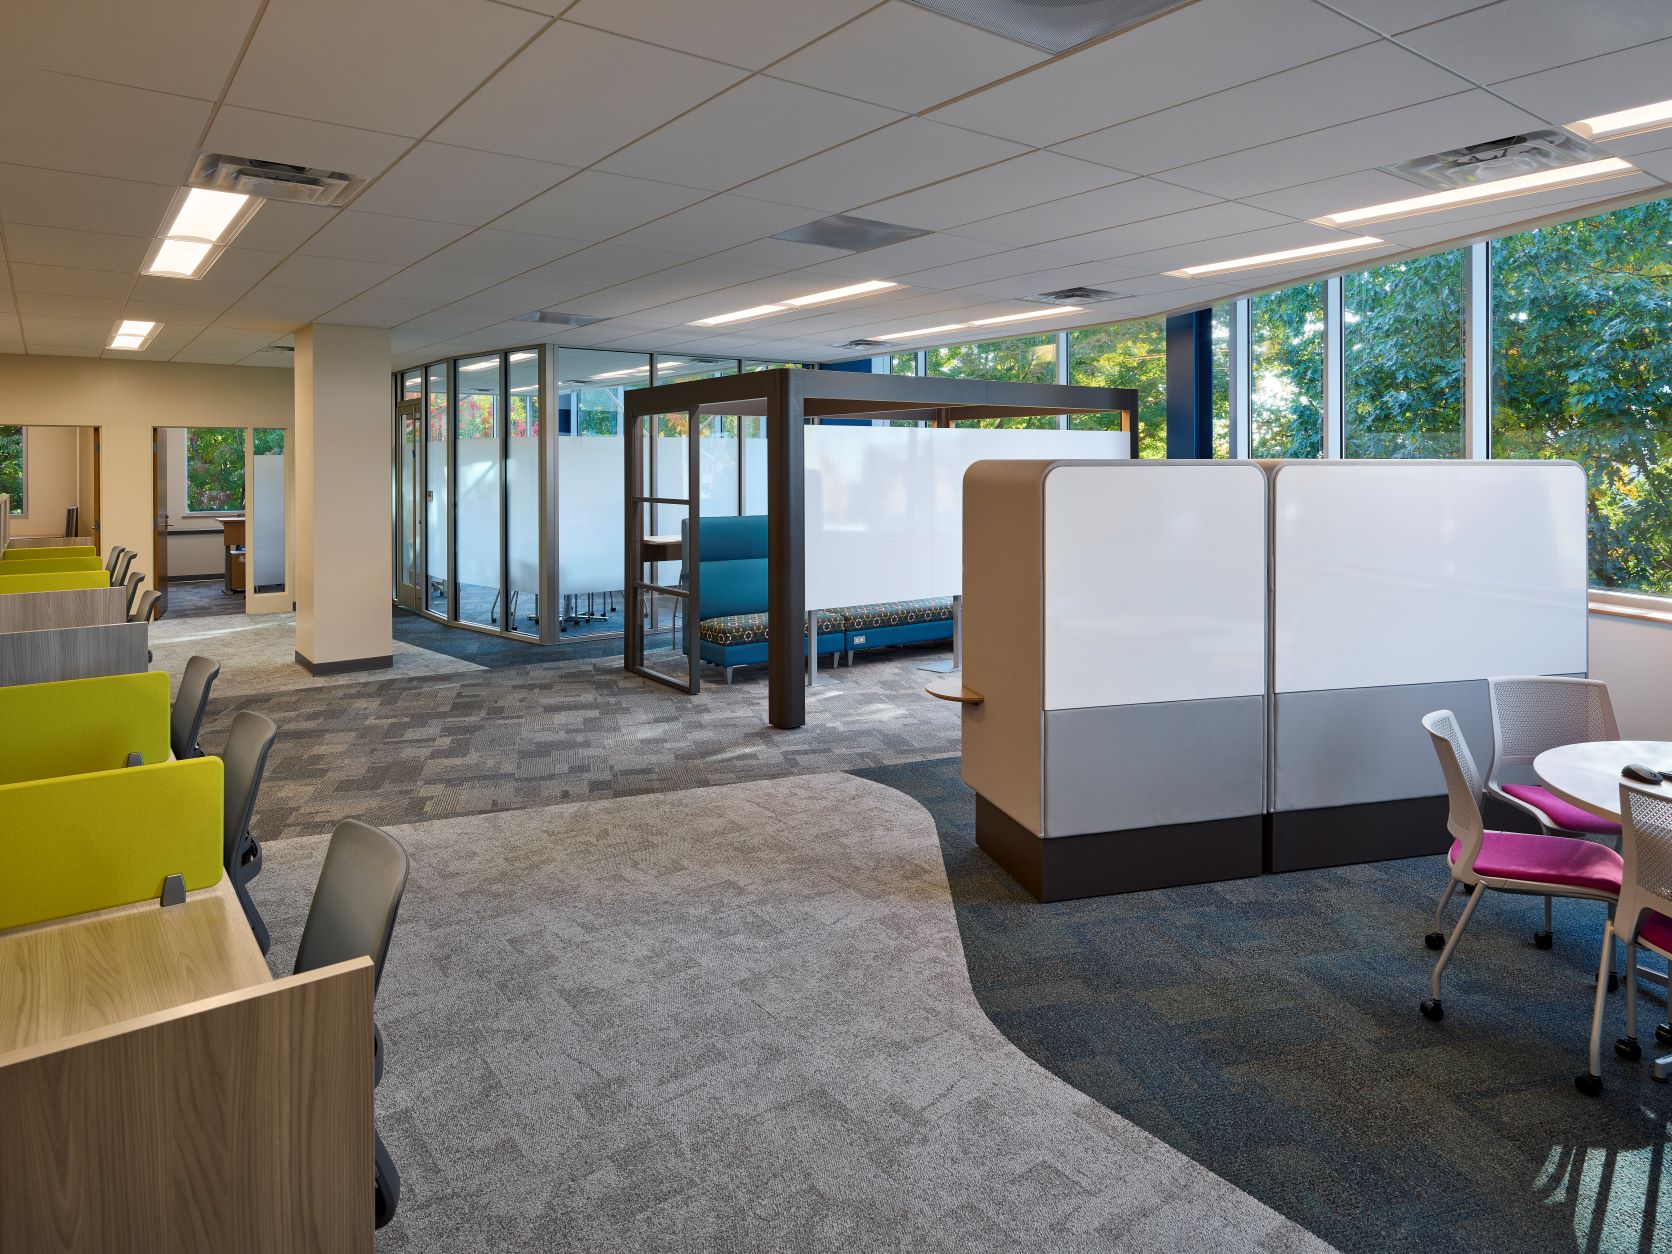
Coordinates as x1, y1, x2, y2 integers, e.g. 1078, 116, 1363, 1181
1068, 319, 1165, 454
928, 333, 1058, 427
425, 363, 449, 616
1343, 250, 1465, 458
454, 353, 503, 629
506, 350, 540, 634
1250, 281, 1326, 458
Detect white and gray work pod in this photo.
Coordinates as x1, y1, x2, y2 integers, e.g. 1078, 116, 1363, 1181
961, 459, 1269, 901
1265, 459, 1588, 870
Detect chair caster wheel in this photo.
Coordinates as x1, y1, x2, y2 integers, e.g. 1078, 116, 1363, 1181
1534, 931, 1554, 950
1617, 1037, 1642, 1062
1656, 1023, 1672, 1046
1608, 972, 1621, 993
1420, 999, 1444, 1022
1424, 932, 1445, 951
1654, 1071, 1669, 1085
1575, 1073, 1603, 1097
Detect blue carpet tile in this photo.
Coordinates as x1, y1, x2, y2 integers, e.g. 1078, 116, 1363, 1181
853, 756, 1672, 1254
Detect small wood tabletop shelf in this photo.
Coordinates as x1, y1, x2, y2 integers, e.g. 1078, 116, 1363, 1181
925, 673, 982, 704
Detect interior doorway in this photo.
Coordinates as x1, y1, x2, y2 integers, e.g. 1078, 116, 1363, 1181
1, 423, 101, 546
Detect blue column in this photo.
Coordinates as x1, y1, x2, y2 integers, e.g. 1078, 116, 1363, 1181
1165, 310, 1214, 459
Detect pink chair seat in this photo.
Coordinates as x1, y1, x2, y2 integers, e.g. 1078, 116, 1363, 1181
1637, 909, 1672, 955
1451, 831, 1623, 895
1500, 783, 1622, 836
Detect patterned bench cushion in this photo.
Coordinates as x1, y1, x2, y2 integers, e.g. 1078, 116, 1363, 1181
837, 598, 954, 631
699, 608, 845, 646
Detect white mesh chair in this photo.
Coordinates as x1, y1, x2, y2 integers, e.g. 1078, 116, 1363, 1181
1487, 676, 1622, 949
1577, 781, 1672, 1095
1419, 710, 1624, 1022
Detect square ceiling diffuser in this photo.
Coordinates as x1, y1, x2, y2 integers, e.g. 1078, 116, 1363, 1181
772, 214, 932, 253
905, 0, 1197, 55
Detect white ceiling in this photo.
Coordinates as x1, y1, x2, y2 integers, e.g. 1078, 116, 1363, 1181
0, 0, 1668, 370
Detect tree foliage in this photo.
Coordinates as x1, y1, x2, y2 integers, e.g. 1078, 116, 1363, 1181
928, 334, 1059, 428
0, 426, 21, 515
186, 427, 284, 513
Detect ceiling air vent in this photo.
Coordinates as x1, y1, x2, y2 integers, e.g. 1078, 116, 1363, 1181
835, 338, 889, 350
188, 153, 365, 207
773, 214, 932, 253
905, 0, 1197, 55
1027, 286, 1121, 305
1384, 129, 1597, 192
514, 311, 606, 328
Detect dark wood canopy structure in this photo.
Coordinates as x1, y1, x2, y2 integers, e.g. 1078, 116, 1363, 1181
623, 368, 1137, 729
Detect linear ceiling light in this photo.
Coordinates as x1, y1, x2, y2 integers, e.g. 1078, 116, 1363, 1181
1568, 98, 1672, 142
459, 359, 500, 372
143, 238, 214, 279
108, 319, 160, 351
968, 306, 1084, 327
691, 281, 903, 327
1164, 236, 1384, 278
166, 188, 254, 242
874, 323, 973, 342
143, 185, 262, 279
1311, 158, 1635, 228
591, 361, 677, 380
509, 351, 536, 362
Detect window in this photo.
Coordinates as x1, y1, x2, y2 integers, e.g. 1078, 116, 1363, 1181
1211, 305, 1231, 458
186, 427, 281, 513
928, 333, 1057, 427
1492, 198, 1672, 595
889, 352, 917, 376
1067, 320, 1165, 454
0, 426, 22, 515
1250, 282, 1326, 458
1343, 250, 1465, 458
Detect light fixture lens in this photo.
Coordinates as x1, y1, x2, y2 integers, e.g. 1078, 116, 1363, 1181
874, 323, 971, 342
1570, 99, 1672, 142
166, 188, 251, 243
967, 306, 1084, 327
691, 304, 786, 328
117, 319, 157, 337
144, 238, 214, 278
1165, 236, 1385, 278
109, 334, 146, 350
1312, 158, 1634, 228
782, 280, 899, 308
509, 351, 536, 362
458, 360, 500, 372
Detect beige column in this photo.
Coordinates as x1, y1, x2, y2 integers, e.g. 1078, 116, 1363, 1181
293, 324, 392, 674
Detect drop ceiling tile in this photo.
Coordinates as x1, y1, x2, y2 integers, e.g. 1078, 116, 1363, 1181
941, 259, 1144, 300
425, 229, 585, 277
857, 152, 1130, 231
0, 0, 257, 98
297, 211, 473, 266
610, 195, 820, 256
1632, 147, 1672, 182
954, 178, 1218, 247
190, 326, 288, 346
212, 311, 313, 333
228, 285, 346, 321
491, 171, 711, 241
1320, 0, 1493, 33
202, 106, 414, 182
706, 238, 850, 268
263, 255, 402, 294
1043, 201, 1296, 261
0, 166, 174, 238
14, 292, 126, 320
929, 0, 1373, 146
896, 245, 1099, 289
539, 288, 668, 319
370, 268, 498, 303
230, 203, 340, 254
399, 307, 502, 334
1054, 43, 1474, 176
1161, 90, 1545, 198
349, 143, 578, 226
769, 1, 1048, 112
130, 275, 256, 308
28, 345, 104, 357
4, 226, 150, 273
1116, 221, 1371, 275
0, 68, 211, 185
734, 118, 1029, 213
1240, 168, 1432, 220
608, 256, 782, 299
202, 248, 287, 285
524, 243, 692, 288
1399, 0, 1672, 86
562, 0, 872, 71
318, 293, 448, 327
173, 347, 253, 364
799, 230, 1010, 280
447, 277, 593, 316
433, 23, 746, 167
598, 78, 903, 192
1489, 39, 1672, 131
228, 0, 546, 136
117, 300, 220, 328
8, 264, 134, 299
19, 314, 113, 337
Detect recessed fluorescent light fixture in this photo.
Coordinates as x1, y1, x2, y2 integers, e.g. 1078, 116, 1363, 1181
1165, 236, 1385, 278
143, 184, 263, 279
782, 279, 898, 307
459, 359, 500, 372
692, 303, 789, 328
968, 306, 1084, 327
108, 319, 160, 351
1311, 158, 1635, 228
874, 323, 972, 342
143, 238, 215, 279
509, 351, 536, 362
1569, 99, 1672, 143
590, 361, 680, 380
511, 385, 538, 393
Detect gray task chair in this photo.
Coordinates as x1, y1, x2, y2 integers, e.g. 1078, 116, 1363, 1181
103, 545, 127, 576
170, 655, 221, 761
130, 589, 160, 624
110, 549, 136, 588
294, 819, 410, 1229
222, 711, 278, 956
124, 570, 144, 617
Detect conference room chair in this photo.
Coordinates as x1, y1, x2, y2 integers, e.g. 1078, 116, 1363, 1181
103, 546, 126, 577
130, 589, 159, 623
1577, 781, 1672, 1096
222, 710, 278, 955
293, 819, 410, 1228
64, 505, 77, 537
123, 570, 144, 617
170, 655, 220, 760
110, 549, 136, 588
1487, 676, 1623, 950
1419, 710, 1624, 1022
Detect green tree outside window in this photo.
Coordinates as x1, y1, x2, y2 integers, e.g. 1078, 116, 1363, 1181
0, 426, 22, 515
186, 427, 283, 513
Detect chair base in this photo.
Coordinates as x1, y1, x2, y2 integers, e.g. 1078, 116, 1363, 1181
975, 794, 1263, 902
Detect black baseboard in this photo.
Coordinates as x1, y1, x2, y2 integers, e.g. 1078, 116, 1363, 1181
975, 795, 1264, 902
294, 651, 394, 676
1264, 791, 1546, 874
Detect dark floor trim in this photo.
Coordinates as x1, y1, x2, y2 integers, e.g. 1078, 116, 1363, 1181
1265, 796, 1451, 873
294, 651, 394, 676
975, 795, 1264, 901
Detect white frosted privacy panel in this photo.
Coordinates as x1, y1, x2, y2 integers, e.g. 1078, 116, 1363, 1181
804, 426, 1128, 610
1042, 462, 1267, 711
507, 436, 539, 595
251, 454, 285, 588
455, 438, 501, 589
559, 436, 625, 597
426, 444, 447, 582
1271, 461, 1588, 694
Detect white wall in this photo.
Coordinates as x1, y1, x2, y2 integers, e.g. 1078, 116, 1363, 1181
1589, 610, 1672, 739
9, 424, 80, 537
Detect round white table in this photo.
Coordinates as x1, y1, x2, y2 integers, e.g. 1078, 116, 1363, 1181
1533, 740, 1672, 824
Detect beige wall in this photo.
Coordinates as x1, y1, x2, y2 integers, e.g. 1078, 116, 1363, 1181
10, 425, 80, 537
1589, 611, 1672, 740
0, 355, 291, 579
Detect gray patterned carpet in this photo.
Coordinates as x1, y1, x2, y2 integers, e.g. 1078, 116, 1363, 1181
252, 773, 1333, 1254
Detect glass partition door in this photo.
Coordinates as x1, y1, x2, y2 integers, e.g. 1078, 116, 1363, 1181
394, 400, 423, 610
455, 354, 504, 629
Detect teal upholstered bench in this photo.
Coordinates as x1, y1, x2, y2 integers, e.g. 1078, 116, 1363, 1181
838, 598, 954, 664
698, 608, 846, 682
